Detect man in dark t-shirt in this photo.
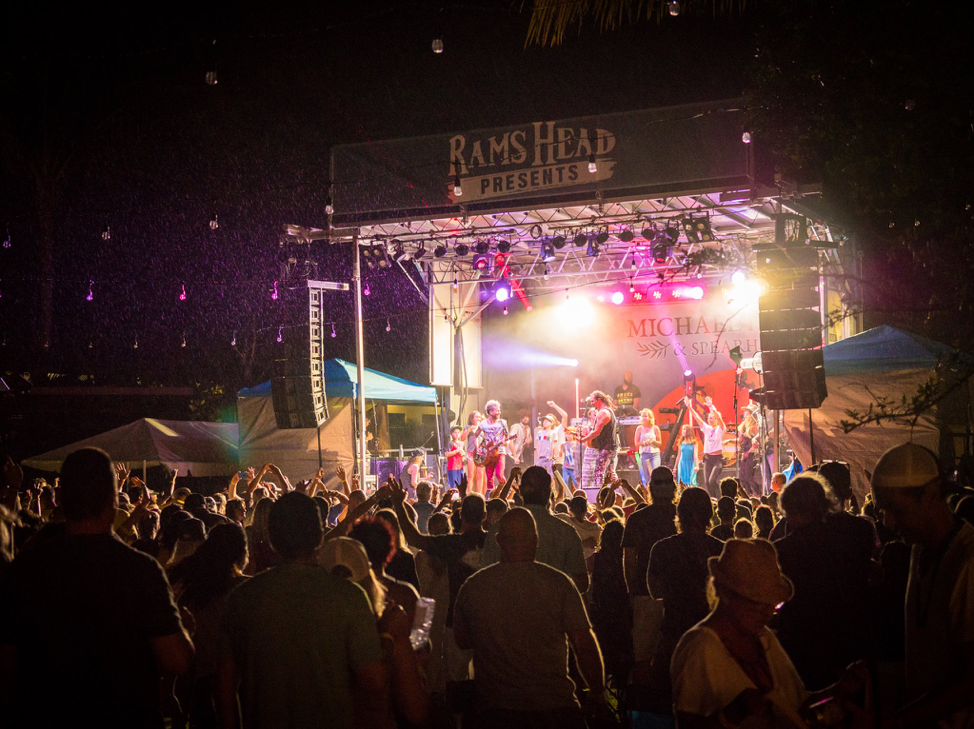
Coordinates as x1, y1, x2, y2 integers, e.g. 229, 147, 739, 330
614, 370, 642, 416
0, 448, 193, 729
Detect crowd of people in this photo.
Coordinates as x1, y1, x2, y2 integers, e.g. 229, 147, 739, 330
2, 436, 974, 729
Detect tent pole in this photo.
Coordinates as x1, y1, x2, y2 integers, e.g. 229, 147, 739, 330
808, 408, 815, 464
142, 460, 146, 484
353, 236, 369, 489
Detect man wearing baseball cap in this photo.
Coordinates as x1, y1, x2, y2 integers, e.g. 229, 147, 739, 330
870, 443, 974, 729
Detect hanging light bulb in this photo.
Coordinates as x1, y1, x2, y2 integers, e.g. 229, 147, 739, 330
325, 197, 334, 215
2, 228, 10, 249
231, 331, 237, 346
668, 0, 680, 16
364, 283, 371, 296
205, 70, 218, 85
209, 214, 219, 230
134, 336, 139, 349
503, 306, 508, 315
588, 153, 597, 174
101, 224, 111, 241
742, 131, 752, 144
271, 281, 279, 300
86, 281, 94, 301
453, 175, 463, 197
543, 264, 550, 281
88, 340, 93, 349
452, 277, 459, 290
432, 37, 444, 54
276, 326, 283, 343
630, 279, 635, 293
385, 319, 392, 332
181, 332, 187, 348
179, 282, 187, 301
331, 323, 337, 338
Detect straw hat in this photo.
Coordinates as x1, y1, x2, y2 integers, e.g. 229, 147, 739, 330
319, 537, 371, 582
871, 442, 940, 490
708, 538, 794, 605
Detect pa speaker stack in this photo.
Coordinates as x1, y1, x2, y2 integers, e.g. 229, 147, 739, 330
754, 215, 828, 411
272, 284, 329, 429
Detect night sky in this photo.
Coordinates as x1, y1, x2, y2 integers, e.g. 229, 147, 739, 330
2, 0, 971, 453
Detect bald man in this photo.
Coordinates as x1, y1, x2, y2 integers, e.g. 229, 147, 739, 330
453, 508, 605, 728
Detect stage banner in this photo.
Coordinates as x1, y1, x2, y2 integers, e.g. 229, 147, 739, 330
331, 100, 751, 225
481, 294, 761, 426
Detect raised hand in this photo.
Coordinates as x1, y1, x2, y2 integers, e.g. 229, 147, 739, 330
336, 464, 347, 483
510, 466, 522, 481
114, 462, 131, 486
388, 478, 406, 505
246, 466, 256, 480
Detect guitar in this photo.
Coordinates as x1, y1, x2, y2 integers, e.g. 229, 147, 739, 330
474, 433, 515, 467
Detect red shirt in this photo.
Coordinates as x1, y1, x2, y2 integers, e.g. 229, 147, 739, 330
447, 440, 464, 471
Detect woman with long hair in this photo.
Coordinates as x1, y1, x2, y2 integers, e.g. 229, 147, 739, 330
635, 408, 662, 487
244, 497, 276, 575
461, 410, 485, 494
168, 523, 249, 729
674, 424, 700, 488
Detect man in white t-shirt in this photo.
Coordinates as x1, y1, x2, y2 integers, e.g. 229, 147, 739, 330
686, 396, 725, 498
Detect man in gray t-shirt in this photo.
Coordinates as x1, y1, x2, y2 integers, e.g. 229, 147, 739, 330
454, 508, 605, 724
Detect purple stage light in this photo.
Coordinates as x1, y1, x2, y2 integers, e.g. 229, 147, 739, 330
496, 286, 510, 303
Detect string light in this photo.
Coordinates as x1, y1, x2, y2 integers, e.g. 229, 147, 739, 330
588, 153, 597, 174
209, 214, 219, 230
452, 277, 458, 290
503, 306, 508, 315
742, 131, 752, 144
276, 326, 283, 343
432, 37, 444, 53
331, 323, 337, 338
181, 332, 187, 348
629, 279, 635, 293
325, 197, 334, 216
385, 319, 391, 332
364, 283, 371, 296
452, 161, 463, 197
88, 340, 93, 349
179, 282, 187, 301
231, 331, 237, 346
271, 281, 279, 300
133, 336, 139, 349
205, 70, 218, 86
668, 0, 680, 15
101, 224, 111, 241
543, 264, 549, 281
86, 281, 94, 301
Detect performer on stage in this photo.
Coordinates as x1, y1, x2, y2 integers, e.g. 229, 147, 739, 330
738, 407, 761, 495
546, 400, 570, 480
534, 412, 564, 478
461, 411, 485, 494
613, 370, 641, 416
685, 395, 726, 497
508, 410, 532, 468
579, 391, 619, 490
674, 424, 699, 488
445, 426, 466, 490
473, 400, 512, 493
634, 408, 662, 486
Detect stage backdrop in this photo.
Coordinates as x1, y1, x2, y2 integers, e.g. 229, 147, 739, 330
481, 292, 761, 436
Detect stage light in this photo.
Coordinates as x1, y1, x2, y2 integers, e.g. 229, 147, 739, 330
663, 224, 680, 243
475, 239, 490, 254
653, 243, 669, 264
393, 240, 409, 263
434, 244, 447, 257
497, 240, 511, 253
552, 235, 567, 249
455, 243, 469, 257
543, 264, 550, 281
414, 244, 426, 260
569, 359, 579, 367
611, 291, 624, 305
503, 306, 508, 315
688, 286, 704, 299
587, 238, 600, 257
684, 369, 693, 380
541, 240, 556, 263
731, 270, 746, 286
496, 285, 510, 303
682, 216, 715, 243
206, 70, 218, 85
179, 282, 187, 301
472, 254, 491, 271
596, 229, 610, 245
494, 253, 506, 270
618, 229, 634, 243
562, 296, 594, 326
641, 226, 655, 242
573, 232, 587, 247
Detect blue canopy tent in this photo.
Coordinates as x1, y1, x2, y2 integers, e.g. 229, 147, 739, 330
237, 360, 437, 483
782, 326, 972, 498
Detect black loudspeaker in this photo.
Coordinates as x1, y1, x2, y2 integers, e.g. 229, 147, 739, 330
272, 285, 329, 429
756, 219, 829, 411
